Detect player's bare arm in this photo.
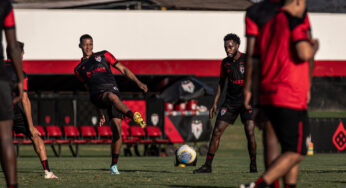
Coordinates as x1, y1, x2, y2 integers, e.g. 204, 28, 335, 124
296, 39, 319, 61
243, 37, 256, 109
5, 29, 24, 104
114, 62, 148, 93
210, 75, 226, 119
21, 92, 41, 137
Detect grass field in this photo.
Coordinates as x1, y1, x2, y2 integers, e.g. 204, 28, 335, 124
1, 116, 346, 187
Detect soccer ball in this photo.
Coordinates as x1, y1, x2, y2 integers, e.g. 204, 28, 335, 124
176, 144, 197, 164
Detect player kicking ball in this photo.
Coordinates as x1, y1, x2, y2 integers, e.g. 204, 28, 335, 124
194, 33, 257, 174
74, 34, 147, 175
5, 42, 58, 179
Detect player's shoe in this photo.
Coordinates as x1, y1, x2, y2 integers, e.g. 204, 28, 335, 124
250, 160, 258, 173
110, 164, 120, 175
133, 112, 146, 128
239, 182, 255, 188
193, 164, 212, 174
44, 170, 58, 179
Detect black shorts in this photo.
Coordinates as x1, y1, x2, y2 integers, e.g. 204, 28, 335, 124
13, 103, 32, 137
263, 106, 310, 155
216, 104, 253, 124
0, 80, 14, 121
90, 87, 123, 120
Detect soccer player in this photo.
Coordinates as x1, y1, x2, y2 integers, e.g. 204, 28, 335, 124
0, 1, 24, 187
193, 33, 257, 174
243, 1, 283, 187
5, 42, 58, 179
74, 34, 147, 175
241, 0, 319, 187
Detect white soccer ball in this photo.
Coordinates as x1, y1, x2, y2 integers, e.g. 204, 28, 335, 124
177, 144, 197, 164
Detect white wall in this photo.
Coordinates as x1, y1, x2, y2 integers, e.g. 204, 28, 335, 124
9, 9, 346, 60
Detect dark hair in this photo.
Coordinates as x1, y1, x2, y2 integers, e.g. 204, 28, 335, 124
223, 33, 240, 45
79, 34, 93, 44
6, 41, 24, 60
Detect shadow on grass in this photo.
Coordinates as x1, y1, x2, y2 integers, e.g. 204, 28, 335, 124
168, 185, 235, 188
78, 168, 174, 174
302, 169, 346, 173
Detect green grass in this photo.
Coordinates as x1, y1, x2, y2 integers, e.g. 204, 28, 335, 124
1, 113, 346, 187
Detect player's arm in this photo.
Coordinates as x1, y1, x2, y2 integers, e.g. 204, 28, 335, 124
96, 108, 105, 126
104, 51, 148, 93
243, 37, 256, 109
114, 62, 148, 93
210, 64, 227, 119
4, 9, 24, 104
21, 78, 40, 137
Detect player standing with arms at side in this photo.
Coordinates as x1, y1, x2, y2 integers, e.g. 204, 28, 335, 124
0, 0, 24, 187
241, 0, 318, 187
243, 1, 282, 187
74, 34, 147, 175
5, 42, 58, 179
194, 33, 257, 174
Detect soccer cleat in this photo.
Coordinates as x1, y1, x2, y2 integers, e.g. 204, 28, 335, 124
239, 182, 255, 188
133, 112, 146, 128
110, 164, 120, 175
44, 170, 58, 179
193, 164, 212, 174
250, 161, 258, 173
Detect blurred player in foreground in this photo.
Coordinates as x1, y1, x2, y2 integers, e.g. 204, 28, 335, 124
74, 34, 147, 175
194, 33, 257, 174
0, 1, 24, 187
5, 42, 58, 179
241, 0, 318, 187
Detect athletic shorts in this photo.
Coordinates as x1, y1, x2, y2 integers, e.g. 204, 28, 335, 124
13, 103, 32, 137
216, 104, 253, 124
263, 106, 310, 155
90, 87, 123, 120
0, 80, 14, 121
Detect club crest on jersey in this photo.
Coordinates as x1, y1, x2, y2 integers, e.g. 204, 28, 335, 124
95, 56, 102, 62
220, 108, 227, 116
181, 80, 195, 94
151, 113, 159, 126
191, 120, 203, 139
239, 64, 245, 74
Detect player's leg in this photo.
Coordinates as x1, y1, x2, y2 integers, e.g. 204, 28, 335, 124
263, 121, 280, 188
0, 81, 17, 187
0, 120, 17, 187
101, 92, 145, 127
241, 107, 257, 173
252, 107, 309, 188
193, 120, 229, 173
30, 135, 58, 179
283, 164, 299, 188
110, 117, 122, 175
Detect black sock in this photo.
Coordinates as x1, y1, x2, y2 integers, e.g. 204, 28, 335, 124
8, 184, 18, 188
125, 111, 134, 119
41, 160, 51, 172
205, 152, 214, 167
284, 183, 296, 188
255, 177, 268, 188
111, 154, 119, 166
250, 154, 256, 163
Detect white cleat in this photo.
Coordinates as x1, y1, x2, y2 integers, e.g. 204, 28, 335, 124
239, 182, 255, 188
110, 164, 120, 175
44, 170, 58, 179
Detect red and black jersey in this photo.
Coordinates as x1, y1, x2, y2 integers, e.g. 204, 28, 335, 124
74, 51, 119, 94
257, 10, 311, 110
3, 60, 28, 91
245, 0, 282, 38
220, 52, 247, 106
